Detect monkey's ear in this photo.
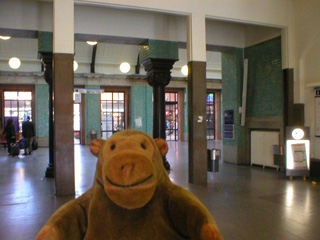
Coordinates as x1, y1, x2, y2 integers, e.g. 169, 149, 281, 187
90, 139, 106, 157
154, 138, 168, 157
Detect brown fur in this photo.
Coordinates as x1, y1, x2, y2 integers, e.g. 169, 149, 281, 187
36, 130, 223, 240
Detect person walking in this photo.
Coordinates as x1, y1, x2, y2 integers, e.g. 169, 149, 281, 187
22, 116, 35, 155
2, 118, 16, 155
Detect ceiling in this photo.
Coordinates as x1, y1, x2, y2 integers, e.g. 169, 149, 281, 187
0, 30, 222, 78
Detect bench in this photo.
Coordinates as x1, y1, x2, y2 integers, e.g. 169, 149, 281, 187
0, 133, 21, 149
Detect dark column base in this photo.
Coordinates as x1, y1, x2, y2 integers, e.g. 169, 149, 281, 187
45, 164, 54, 178
163, 156, 170, 171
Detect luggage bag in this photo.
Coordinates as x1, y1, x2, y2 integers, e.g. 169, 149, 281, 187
10, 142, 20, 156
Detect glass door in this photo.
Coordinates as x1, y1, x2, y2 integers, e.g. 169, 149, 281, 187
4, 91, 32, 134
206, 92, 215, 140
165, 92, 179, 141
73, 103, 81, 144
101, 91, 125, 139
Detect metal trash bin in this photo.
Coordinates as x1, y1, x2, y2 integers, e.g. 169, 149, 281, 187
207, 149, 219, 172
90, 130, 97, 140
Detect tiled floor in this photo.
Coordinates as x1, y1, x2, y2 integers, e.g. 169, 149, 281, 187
0, 142, 319, 240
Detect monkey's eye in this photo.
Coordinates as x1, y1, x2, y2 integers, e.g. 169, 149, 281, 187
111, 144, 116, 150
141, 143, 146, 149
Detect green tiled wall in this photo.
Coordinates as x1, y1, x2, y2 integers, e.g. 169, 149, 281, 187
222, 48, 245, 146
130, 86, 153, 135
244, 37, 283, 117
85, 85, 101, 138
38, 31, 53, 52
139, 40, 178, 63
35, 84, 49, 137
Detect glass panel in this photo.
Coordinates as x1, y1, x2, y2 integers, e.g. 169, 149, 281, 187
113, 101, 119, 111
119, 93, 124, 101
102, 132, 108, 140
101, 113, 107, 131
106, 113, 113, 130
106, 101, 112, 112
73, 104, 80, 131
11, 101, 18, 116
25, 101, 32, 111
106, 92, 112, 100
117, 113, 125, 131
4, 101, 11, 109
207, 93, 214, 103
113, 92, 119, 101
18, 92, 32, 100
101, 101, 107, 111
19, 101, 25, 110
4, 92, 17, 100
119, 101, 124, 112
101, 93, 107, 101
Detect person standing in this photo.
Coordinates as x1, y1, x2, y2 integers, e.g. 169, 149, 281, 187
2, 118, 16, 155
22, 116, 35, 155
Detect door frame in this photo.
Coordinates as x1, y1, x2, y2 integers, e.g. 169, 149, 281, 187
0, 84, 36, 133
100, 86, 130, 138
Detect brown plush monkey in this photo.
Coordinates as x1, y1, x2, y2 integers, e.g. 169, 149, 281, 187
36, 130, 223, 240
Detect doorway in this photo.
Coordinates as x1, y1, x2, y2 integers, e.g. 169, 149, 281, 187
100, 89, 129, 140
206, 91, 221, 140
2, 89, 34, 135
165, 91, 181, 141
73, 103, 81, 144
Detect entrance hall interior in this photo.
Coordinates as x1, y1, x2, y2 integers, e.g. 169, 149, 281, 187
1, 1, 320, 239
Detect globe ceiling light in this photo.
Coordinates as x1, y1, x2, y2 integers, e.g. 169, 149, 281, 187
87, 41, 98, 46
8, 57, 21, 69
292, 128, 304, 140
0, 36, 11, 40
120, 62, 130, 73
73, 60, 78, 71
181, 65, 188, 76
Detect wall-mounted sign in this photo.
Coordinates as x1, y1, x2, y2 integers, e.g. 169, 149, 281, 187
74, 88, 104, 94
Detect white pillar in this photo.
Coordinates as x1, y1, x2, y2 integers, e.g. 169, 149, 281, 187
53, 0, 74, 54
187, 12, 206, 62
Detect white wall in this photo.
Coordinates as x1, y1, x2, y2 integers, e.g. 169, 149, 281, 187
244, 25, 281, 47
0, 0, 53, 31
206, 20, 244, 48
293, 0, 320, 159
0, 38, 41, 72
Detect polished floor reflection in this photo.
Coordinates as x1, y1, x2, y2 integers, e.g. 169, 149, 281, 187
0, 142, 319, 240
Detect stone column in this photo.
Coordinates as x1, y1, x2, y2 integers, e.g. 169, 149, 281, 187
187, 13, 208, 186
53, 0, 75, 195
139, 40, 178, 170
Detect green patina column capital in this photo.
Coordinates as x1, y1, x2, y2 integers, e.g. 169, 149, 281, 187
139, 39, 179, 63
139, 40, 179, 87
38, 31, 53, 53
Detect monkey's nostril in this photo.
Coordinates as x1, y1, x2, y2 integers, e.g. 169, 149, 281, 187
121, 164, 135, 172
